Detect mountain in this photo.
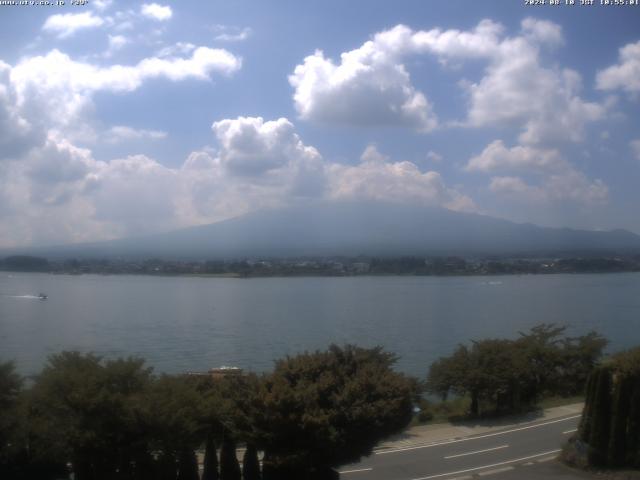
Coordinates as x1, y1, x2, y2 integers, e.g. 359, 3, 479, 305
5, 201, 640, 259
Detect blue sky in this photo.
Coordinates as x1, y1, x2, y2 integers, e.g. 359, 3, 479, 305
0, 0, 639, 247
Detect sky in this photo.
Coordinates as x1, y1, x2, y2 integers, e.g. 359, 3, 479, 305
0, 0, 639, 247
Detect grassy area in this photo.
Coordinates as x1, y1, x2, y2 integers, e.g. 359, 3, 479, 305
538, 395, 584, 409
412, 394, 585, 426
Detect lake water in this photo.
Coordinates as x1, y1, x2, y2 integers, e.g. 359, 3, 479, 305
1, 272, 639, 378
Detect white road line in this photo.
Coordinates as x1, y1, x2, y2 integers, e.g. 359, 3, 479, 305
339, 467, 373, 474
562, 428, 578, 434
376, 415, 580, 455
409, 449, 561, 480
444, 445, 509, 459
477, 466, 514, 476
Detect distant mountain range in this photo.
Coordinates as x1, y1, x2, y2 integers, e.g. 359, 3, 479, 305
5, 202, 640, 259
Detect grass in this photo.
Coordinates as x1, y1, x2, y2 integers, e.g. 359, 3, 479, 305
412, 394, 585, 426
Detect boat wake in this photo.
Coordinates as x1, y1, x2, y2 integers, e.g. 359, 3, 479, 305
2, 294, 47, 300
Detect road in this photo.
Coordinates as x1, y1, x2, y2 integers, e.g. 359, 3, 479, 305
339, 413, 582, 480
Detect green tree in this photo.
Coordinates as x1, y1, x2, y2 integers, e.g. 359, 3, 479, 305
242, 444, 260, 480
253, 345, 417, 478
28, 351, 154, 480
577, 346, 640, 468
219, 436, 241, 480
202, 434, 219, 480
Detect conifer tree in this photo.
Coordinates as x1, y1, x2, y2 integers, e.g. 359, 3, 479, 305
202, 434, 219, 480
242, 444, 260, 480
220, 436, 241, 480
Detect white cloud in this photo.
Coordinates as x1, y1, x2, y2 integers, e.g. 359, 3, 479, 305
105, 126, 167, 143
141, 3, 173, 22
9, 47, 241, 127
0, 62, 40, 160
489, 176, 546, 203
471, 140, 608, 206
520, 17, 564, 47
213, 25, 252, 42
92, 0, 113, 11
290, 19, 603, 143
426, 151, 443, 163
289, 24, 439, 131
630, 139, 640, 161
460, 22, 604, 145
597, 41, 640, 96
466, 140, 565, 172
211, 116, 322, 177
327, 145, 475, 212
108, 34, 128, 51
42, 12, 104, 38
156, 42, 196, 58
0, 115, 477, 246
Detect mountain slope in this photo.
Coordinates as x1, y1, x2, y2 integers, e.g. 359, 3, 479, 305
13, 201, 640, 259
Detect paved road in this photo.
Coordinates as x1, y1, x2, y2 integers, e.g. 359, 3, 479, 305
339, 413, 581, 480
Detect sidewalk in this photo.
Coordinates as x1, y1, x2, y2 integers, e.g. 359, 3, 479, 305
375, 403, 584, 452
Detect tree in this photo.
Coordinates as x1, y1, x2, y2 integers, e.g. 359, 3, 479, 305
242, 444, 260, 480
219, 436, 241, 480
578, 346, 640, 468
252, 345, 417, 478
427, 325, 607, 417
202, 433, 219, 480
27, 351, 154, 480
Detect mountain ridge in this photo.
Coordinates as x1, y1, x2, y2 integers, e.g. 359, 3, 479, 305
3, 201, 640, 259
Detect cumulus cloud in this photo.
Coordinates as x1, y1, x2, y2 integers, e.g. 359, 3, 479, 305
107, 34, 128, 52
426, 151, 443, 163
8, 47, 241, 127
290, 18, 603, 143
289, 25, 439, 131
470, 140, 608, 206
327, 145, 475, 212
213, 25, 252, 42
105, 126, 167, 143
489, 176, 546, 203
42, 12, 104, 38
0, 115, 475, 246
92, 0, 113, 11
466, 140, 565, 172
460, 20, 604, 145
211, 116, 322, 177
156, 42, 196, 58
140, 3, 173, 22
0, 63, 40, 160
520, 17, 564, 46
597, 41, 640, 96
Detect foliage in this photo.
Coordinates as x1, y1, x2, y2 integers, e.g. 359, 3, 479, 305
252, 344, 417, 476
242, 444, 261, 480
426, 324, 607, 416
578, 346, 640, 468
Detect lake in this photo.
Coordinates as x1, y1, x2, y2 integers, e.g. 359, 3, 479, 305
1, 272, 639, 378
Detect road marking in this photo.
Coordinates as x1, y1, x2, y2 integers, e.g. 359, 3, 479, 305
478, 466, 514, 476
409, 449, 561, 480
339, 467, 373, 474
562, 428, 578, 434
444, 445, 509, 459
536, 456, 556, 463
376, 415, 580, 455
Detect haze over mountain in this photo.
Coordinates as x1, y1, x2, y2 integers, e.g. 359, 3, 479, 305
6, 202, 640, 260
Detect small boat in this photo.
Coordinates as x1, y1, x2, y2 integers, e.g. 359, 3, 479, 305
38, 293, 48, 300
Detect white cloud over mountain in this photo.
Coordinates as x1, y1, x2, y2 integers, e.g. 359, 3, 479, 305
471, 140, 607, 206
